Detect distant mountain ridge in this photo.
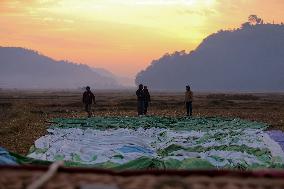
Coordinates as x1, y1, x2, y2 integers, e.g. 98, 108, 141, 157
0, 47, 120, 89
136, 23, 284, 91
91, 67, 135, 87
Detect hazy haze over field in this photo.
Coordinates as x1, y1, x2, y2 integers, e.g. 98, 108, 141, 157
0, 47, 122, 89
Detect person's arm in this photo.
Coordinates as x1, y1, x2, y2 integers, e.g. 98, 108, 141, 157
136, 90, 141, 98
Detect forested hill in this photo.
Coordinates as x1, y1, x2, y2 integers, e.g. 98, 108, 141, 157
0, 47, 120, 89
135, 23, 284, 91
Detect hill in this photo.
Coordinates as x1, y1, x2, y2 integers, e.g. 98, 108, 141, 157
135, 23, 284, 91
0, 47, 120, 89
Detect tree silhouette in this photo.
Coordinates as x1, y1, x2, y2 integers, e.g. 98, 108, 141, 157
241, 22, 252, 29
248, 15, 263, 25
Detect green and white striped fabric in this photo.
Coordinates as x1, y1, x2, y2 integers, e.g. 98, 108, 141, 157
27, 116, 284, 169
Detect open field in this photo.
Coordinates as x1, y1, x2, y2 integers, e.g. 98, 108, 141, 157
0, 90, 284, 155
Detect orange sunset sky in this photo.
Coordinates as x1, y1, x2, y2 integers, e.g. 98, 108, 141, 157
1, 0, 284, 79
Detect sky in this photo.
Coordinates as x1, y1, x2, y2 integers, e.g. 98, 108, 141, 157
1, 0, 284, 80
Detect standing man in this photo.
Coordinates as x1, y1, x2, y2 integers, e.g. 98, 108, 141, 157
136, 84, 145, 116
143, 86, 151, 115
185, 85, 193, 116
82, 86, 96, 118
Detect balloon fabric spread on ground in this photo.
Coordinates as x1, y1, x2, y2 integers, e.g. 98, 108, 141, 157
27, 116, 284, 169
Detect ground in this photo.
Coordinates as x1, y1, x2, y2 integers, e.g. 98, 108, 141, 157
0, 90, 284, 155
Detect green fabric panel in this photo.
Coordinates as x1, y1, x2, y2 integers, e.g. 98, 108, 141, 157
163, 159, 182, 169
158, 144, 271, 158
10, 151, 283, 170
10, 152, 52, 166
50, 116, 267, 131
114, 157, 156, 170
180, 158, 215, 169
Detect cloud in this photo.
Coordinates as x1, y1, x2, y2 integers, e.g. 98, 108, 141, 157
132, 0, 215, 6
177, 8, 218, 16
0, 0, 59, 13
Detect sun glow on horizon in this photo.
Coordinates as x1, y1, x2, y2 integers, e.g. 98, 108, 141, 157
0, 0, 284, 78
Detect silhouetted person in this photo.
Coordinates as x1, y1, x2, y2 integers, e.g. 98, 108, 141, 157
143, 86, 151, 115
185, 85, 193, 116
82, 86, 96, 118
136, 84, 145, 116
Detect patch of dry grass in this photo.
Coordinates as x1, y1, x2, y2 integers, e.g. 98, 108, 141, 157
0, 90, 284, 155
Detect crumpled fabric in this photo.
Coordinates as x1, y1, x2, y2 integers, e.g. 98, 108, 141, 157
27, 116, 284, 169
0, 147, 18, 165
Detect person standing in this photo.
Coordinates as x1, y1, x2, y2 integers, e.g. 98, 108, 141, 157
185, 85, 193, 116
82, 86, 96, 118
136, 84, 145, 116
143, 86, 151, 115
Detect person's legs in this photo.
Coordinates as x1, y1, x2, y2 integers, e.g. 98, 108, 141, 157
186, 102, 189, 116
144, 101, 148, 115
89, 104, 94, 117
189, 101, 192, 116
137, 101, 143, 115
85, 104, 92, 118
85, 103, 88, 116
141, 101, 145, 115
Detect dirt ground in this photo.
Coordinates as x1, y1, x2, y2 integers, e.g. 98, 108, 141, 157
0, 90, 284, 155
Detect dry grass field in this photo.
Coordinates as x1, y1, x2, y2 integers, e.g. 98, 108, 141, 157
0, 90, 284, 155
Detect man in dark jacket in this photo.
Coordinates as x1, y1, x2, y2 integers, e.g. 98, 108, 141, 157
82, 86, 96, 118
143, 86, 151, 115
136, 84, 145, 116
185, 85, 193, 116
